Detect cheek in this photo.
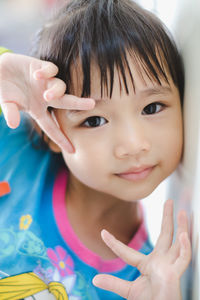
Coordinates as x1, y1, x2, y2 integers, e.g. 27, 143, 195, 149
172, 113, 183, 156
61, 139, 108, 187
161, 115, 183, 170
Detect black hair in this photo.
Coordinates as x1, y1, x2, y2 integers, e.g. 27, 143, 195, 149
33, 0, 184, 104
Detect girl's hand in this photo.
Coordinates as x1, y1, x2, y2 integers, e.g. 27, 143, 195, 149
93, 200, 191, 300
0, 53, 95, 152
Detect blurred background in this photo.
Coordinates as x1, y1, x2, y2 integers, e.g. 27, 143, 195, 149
1, 1, 199, 299
0, 0, 181, 55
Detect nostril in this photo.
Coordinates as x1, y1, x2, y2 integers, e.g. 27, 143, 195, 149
114, 139, 150, 159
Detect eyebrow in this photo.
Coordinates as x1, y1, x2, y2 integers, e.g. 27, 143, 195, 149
138, 86, 172, 97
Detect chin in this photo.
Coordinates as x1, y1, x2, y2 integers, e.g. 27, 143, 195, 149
118, 184, 160, 202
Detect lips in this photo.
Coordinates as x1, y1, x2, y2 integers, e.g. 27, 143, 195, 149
116, 166, 154, 181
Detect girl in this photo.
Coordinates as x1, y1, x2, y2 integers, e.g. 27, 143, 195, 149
0, 0, 191, 299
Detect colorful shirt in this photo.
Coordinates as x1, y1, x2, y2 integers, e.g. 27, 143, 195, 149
0, 114, 153, 300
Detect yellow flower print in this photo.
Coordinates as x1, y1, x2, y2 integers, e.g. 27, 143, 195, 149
20, 215, 33, 230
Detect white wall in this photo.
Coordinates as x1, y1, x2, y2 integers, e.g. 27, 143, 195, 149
168, 1, 200, 299
141, 0, 200, 299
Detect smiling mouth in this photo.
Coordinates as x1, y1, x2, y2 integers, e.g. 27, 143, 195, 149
116, 166, 155, 181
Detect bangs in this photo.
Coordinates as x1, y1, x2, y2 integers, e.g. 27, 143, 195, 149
34, 0, 184, 103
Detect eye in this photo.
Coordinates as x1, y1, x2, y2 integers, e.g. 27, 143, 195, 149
142, 102, 165, 115
82, 116, 107, 128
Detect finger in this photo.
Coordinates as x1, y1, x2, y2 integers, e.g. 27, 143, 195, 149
1, 102, 21, 128
44, 94, 95, 110
93, 274, 132, 299
36, 112, 74, 153
176, 210, 189, 237
169, 210, 189, 260
154, 199, 174, 252
33, 62, 59, 80
44, 78, 66, 101
101, 230, 145, 268
174, 232, 191, 275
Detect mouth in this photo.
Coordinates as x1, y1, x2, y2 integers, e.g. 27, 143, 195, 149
116, 166, 155, 181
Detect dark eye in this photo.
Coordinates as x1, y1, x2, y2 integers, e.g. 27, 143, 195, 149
82, 116, 107, 128
142, 102, 165, 115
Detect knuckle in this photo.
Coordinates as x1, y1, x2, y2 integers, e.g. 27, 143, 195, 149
54, 78, 66, 92
48, 62, 59, 73
58, 78, 66, 89
47, 78, 66, 92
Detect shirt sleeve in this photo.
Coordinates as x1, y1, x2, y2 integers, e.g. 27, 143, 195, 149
0, 47, 12, 55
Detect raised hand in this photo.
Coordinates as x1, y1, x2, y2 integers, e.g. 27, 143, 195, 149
93, 200, 191, 300
0, 53, 95, 152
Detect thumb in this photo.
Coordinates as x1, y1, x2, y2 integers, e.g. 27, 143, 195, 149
93, 274, 131, 299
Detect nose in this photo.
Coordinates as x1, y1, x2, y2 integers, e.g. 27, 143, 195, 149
113, 120, 151, 159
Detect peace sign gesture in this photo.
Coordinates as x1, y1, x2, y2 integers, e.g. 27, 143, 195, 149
93, 200, 191, 300
0, 53, 95, 152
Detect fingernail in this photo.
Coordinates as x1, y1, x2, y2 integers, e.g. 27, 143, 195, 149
47, 92, 54, 100
101, 229, 112, 240
92, 277, 99, 286
84, 99, 96, 108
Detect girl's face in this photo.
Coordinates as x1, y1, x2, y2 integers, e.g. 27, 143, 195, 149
54, 60, 183, 202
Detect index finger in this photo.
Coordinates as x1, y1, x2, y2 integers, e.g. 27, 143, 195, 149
45, 94, 95, 110
154, 199, 174, 252
101, 230, 145, 268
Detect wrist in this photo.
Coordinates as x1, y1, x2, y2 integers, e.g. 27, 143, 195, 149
155, 283, 182, 300
0, 47, 12, 56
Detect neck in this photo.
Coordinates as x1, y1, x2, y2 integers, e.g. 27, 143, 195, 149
66, 173, 142, 245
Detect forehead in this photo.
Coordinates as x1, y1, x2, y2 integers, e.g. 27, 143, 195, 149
70, 54, 175, 100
